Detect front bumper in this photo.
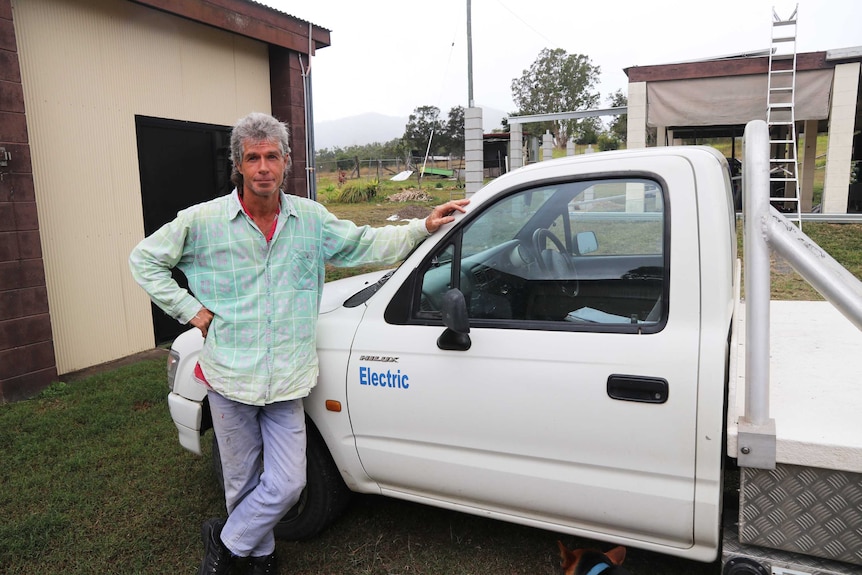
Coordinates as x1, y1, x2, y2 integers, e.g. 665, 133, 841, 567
168, 392, 204, 455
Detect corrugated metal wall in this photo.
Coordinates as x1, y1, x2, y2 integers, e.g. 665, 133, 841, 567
12, 0, 272, 373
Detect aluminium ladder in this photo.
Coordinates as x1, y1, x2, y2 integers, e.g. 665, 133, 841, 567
766, 4, 802, 227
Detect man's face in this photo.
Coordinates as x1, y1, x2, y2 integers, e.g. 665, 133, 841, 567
238, 139, 289, 199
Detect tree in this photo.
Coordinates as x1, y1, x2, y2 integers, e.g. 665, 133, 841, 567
403, 105, 444, 158
574, 116, 602, 145
606, 89, 627, 144
510, 48, 601, 147
441, 106, 465, 157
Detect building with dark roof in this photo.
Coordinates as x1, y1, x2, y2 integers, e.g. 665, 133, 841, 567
625, 47, 862, 213
1, 0, 330, 400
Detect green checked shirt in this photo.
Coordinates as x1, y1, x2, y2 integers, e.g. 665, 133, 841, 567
129, 189, 429, 405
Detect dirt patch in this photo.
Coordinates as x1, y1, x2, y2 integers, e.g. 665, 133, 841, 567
62, 348, 168, 382
392, 204, 432, 219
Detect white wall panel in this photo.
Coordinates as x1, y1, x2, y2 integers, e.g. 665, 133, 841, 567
13, 0, 272, 373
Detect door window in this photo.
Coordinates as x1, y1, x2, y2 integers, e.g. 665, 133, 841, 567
417, 178, 667, 330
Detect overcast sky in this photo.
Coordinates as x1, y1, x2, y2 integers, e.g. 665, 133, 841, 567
260, 0, 861, 124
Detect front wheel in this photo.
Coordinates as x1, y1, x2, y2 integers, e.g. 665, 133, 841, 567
211, 417, 353, 540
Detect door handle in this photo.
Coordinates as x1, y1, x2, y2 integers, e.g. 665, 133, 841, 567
607, 374, 668, 404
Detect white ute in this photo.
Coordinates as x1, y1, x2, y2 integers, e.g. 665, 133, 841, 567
166, 120, 862, 574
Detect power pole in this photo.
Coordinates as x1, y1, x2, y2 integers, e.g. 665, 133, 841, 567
465, 0, 483, 196
467, 0, 474, 108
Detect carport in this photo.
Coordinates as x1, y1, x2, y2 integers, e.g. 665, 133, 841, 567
625, 48, 862, 213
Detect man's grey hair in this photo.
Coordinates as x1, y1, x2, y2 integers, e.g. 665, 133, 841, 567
230, 112, 292, 188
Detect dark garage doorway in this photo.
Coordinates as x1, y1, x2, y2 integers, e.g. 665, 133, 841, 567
135, 116, 233, 344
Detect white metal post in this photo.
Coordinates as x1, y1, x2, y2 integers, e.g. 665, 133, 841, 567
739, 120, 776, 469
743, 121, 772, 427
541, 130, 553, 161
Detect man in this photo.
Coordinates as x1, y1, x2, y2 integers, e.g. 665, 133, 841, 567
129, 112, 468, 575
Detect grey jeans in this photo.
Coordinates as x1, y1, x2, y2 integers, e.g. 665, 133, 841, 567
207, 390, 307, 557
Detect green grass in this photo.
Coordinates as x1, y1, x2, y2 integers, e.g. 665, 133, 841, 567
4, 187, 860, 574
0, 359, 720, 574
0, 360, 225, 574
322, 180, 463, 282
736, 220, 862, 299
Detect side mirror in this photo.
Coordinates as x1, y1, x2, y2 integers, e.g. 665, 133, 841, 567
437, 289, 471, 351
575, 231, 598, 255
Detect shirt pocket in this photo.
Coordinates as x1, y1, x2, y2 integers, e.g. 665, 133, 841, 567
285, 249, 319, 292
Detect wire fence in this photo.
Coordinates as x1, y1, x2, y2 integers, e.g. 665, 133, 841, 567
315, 157, 465, 184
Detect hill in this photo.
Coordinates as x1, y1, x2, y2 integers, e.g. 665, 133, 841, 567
313, 107, 509, 150
314, 113, 406, 150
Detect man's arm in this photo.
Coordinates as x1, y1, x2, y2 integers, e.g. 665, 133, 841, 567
128, 217, 203, 326
319, 197, 470, 267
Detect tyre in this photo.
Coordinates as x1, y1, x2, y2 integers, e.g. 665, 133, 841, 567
210, 416, 353, 540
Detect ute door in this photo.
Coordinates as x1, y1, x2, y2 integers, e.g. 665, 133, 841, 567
347, 166, 701, 547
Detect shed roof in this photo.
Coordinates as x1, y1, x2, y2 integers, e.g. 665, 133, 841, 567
624, 47, 862, 83
133, 0, 331, 54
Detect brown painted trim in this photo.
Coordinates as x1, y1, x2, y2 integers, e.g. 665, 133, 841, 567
0, 201, 38, 232
270, 45, 309, 198
0, 111, 26, 142
0, 367, 57, 403
0, 0, 58, 401
0, 286, 49, 321
0, 80, 25, 114
0, 49, 20, 83
625, 51, 832, 83
0, 315, 53, 349
0, 16, 15, 51
130, 0, 331, 54
0, 230, 41, 260
0, 173, 34, 201
0, 339, 56, 389
0, 259, 46, 292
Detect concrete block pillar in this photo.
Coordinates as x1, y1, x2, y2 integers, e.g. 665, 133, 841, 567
823, 62, 860, 214
627, 81, 648, 149
566, 138, 575, 156
542, 130, 553, 161
800, 119, 818, 212
626, 181, 645, 213
509, 123, 523, 170
465, 107, 484, 197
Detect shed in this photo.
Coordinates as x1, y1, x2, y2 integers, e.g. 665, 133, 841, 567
624, 48, 862, 213
0, 0, 330, 400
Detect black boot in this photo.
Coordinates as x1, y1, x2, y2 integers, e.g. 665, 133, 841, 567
198, 518, 233, 575
248, 552, 277, 575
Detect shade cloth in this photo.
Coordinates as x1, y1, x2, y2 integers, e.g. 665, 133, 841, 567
647, 69, 833, 127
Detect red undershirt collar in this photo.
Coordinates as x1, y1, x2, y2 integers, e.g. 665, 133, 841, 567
238, 192, 279, 242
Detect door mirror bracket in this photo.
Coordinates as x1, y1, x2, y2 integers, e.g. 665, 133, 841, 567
437, 289, 471, 351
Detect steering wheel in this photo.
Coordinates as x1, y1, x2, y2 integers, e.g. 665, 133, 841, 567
531, 228, 578, 293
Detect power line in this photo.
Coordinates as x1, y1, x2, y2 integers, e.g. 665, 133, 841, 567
494, 0, 562, 50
